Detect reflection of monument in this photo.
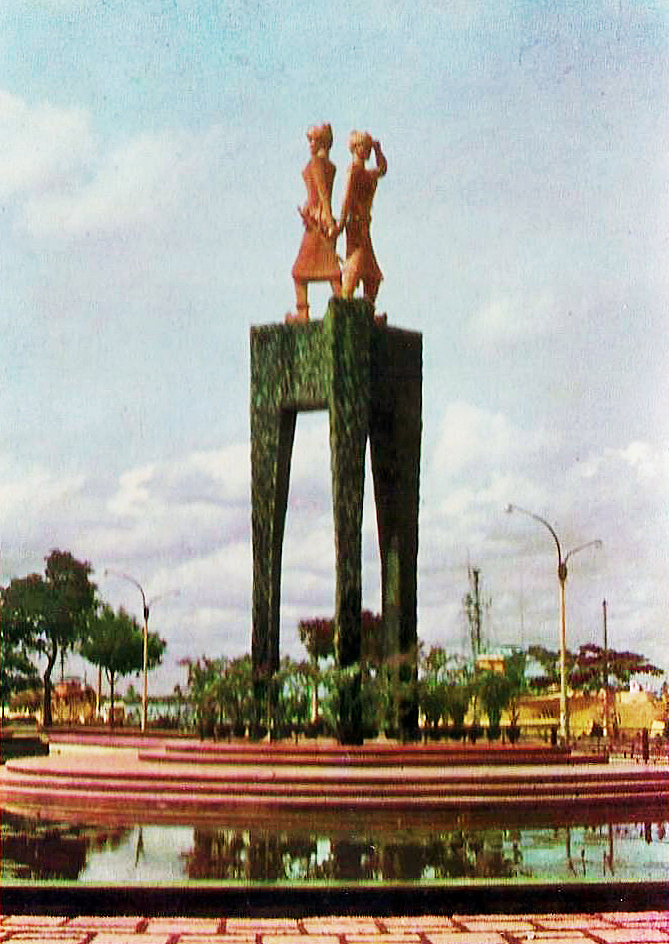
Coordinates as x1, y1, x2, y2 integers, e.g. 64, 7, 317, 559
250, 298, 422, 742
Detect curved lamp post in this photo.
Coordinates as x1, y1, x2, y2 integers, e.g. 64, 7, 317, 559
506, 504, 601, 743
104, 570, 170, 733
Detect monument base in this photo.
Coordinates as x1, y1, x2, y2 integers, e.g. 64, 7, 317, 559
250, 299, 422, 743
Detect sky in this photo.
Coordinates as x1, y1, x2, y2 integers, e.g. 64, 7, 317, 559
1, 0, 668, 697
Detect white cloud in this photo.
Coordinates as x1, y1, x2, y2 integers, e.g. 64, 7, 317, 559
0, 90, 93, 202
469, 290, 562, 344
619, 440, 666, 485
428, 400, 548, 485
22, 131, 194, 237
107, 463, 157, 518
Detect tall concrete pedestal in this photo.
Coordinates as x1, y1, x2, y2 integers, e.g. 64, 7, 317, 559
250, 298, 422, 742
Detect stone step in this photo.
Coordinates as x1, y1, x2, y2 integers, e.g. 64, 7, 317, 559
4, 764, 668, 797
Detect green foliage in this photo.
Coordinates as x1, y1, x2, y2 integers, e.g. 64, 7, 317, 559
218, 655, 254, 731
0, 605, 40, 715
270, 657, 313, 732
182, 654, 255, 736
1, 550, 97, 726
80, 604, 166, 727
319, 662, 364, 741
571, 644, 663, 692
419, 646, 472, 728
477, 670, 511, 729
528, 643, 662, 694
502, 649, 528, 726
181, 657, 221, 736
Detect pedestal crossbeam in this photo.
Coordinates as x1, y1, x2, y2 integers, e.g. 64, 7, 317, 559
250, 298, 422, 741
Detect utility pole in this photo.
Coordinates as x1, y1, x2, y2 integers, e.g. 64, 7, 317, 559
602, 599, 610, 738
465, 566, 488, 659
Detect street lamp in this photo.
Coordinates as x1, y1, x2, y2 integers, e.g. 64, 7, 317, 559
506, 504, 602, 743
104, 570, 166, 733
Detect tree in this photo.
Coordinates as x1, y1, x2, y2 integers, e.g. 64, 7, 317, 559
298, 616, 334, 663
80, 604, 166, 728
528, 643, 662, 694
181, 657, 220, 737
570, 643, 663, 693
217, 655, 254, 734
0, 603, 40, 719
419, 646, 472, 733
502, 649, 528, 733
1, 551, 97, 727
297, 611, 383, 667
477, 670, 511, 735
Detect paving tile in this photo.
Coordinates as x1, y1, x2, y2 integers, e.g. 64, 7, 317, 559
228, 919, 301, 926
343, 935, 422, 943
0, 937, 89, 944
303, 920, 378, 930
304, 925, 379, 936
457, 920, 536, 933
380, 915, 455, 934
86, 936, 173, 944
603, 914, 669, 924
382, 919, 456, 931
534, 919, 615, 931
522, 934, 591, 940
144, 919, 222, 934
174, 937, 253, 943
2, 919, 68, 929
66, 917, 144, 931
227, 920, 300, 932
425, 933, 507, 944
1, 934, 88, 940
1, 934, 89, 940
594, 930, 669, 942
0, 939, 88, 944
262, 936, 339, 944
520, 938, 591, 944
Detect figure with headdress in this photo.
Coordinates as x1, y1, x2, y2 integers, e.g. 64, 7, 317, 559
289, 123, 342, 322
338, 131, 387, 307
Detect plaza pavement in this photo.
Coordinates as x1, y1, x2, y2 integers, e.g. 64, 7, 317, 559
1, 910, 668, 944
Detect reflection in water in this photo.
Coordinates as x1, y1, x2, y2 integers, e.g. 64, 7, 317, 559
1, 812, 130, 881
2, 810, 668, 884
184, 826, 540, 883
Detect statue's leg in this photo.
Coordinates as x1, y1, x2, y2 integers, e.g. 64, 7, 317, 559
291, 278, 309, 321
363, 273, 381, 306
341, 254, 361, 300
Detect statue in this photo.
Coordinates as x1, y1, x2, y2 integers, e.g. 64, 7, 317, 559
338, 132, 387, 307
289, 123, 342, 322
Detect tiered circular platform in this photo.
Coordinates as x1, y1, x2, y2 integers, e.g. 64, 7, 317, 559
2, 736, 667, 828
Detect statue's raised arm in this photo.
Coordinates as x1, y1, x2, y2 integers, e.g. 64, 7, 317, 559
338, 131, 386, 308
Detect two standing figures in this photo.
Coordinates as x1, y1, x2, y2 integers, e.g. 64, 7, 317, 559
289, 126, 387, 322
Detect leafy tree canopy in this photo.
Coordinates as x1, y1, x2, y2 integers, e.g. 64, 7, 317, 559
528, 643, 662, 693
80, 603, 166, 727
298, 610, 384, 666
0, 607, 40, 715
2, 550, 97, 726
